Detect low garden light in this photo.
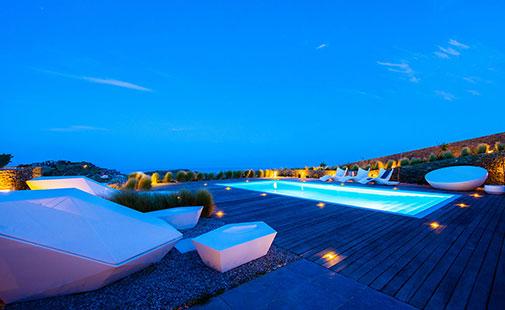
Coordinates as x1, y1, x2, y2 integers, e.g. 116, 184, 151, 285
470, 193, 482, 198
225, 187, 231, 190
393, 187, 398, 190
317, 202, 325, 208
204, 183, 207, 186
246, 180, 249, 182
260, 193, 267, 196
215, 211, 224, 218
430, 222, 440, 229
457, 203, 469, 208
323, 252, 336, 260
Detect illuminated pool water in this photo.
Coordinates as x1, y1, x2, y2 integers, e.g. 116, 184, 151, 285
220, 181, 459, 218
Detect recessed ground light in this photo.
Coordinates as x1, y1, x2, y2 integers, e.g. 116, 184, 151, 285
260, 193, 267, 196
317, 202, 325, 208
225, 187, 231, 190
246, 180, 249, 182
204, 183, 207, 186
470, 193, 482, 198
457, 203, 469, 208
393, 187, 398, 190
340, 183, 345, 186
215, 211, 224, 217
177, 196, 181, 199
323, 253, 336, 259
430, 222, 440, 229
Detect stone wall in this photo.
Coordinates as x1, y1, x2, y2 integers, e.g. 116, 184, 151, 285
399, 151, 505, 185
343, 132, 505, 169
0, 167, 43, 190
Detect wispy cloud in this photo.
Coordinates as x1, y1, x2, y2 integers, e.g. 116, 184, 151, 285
463, 76, 479, 84
36, 69, 152, 92
438, 46, 460, 56
467, 90, 480, 96
48, 125, 108, 132
449, 39, 470, 49
377, 61, 420, 82
434, 90, 456, 101
316, 43, 327, 49
81, 77, 152, 92
434, 51, 450, 59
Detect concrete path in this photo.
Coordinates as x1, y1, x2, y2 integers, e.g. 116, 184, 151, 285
193, 259, 416, 310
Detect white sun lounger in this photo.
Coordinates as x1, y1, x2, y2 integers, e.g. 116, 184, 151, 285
319, 167, 348, 182
339, 168, 370, 183
359, 168, 399, 185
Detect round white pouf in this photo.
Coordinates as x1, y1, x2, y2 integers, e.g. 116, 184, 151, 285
484, 185, 505, 195
425, 166, 488, 191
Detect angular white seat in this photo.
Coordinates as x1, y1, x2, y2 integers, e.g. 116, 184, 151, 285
26, 176, 119, 198
484, 185, 505, 195
0, 188, 182, 304
425, 166, 488, 191
147, 206, 203, 230
192, 222, 277, 272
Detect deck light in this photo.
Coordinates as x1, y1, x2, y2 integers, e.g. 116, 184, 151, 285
340, 183, 345, 186
225, 187, 231, 190
457, 203, 469, 208
430, 222, 440, 229
246, 180, 249, 182
323, 253, 336, 260
260, 193, 267, 196
177, 196, 181, 199
215, 211, 224, 217
317, 202, 325, 208
393, 187, 398, 190
204, 183, 207, 186
470, 193, 482, 198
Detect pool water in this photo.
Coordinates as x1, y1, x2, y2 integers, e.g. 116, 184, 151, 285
220, 181, 458, 218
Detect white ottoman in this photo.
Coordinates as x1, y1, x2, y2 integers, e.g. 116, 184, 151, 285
148, 206, 203, 230
192, 222, 277, 272
484, 185, 505, 195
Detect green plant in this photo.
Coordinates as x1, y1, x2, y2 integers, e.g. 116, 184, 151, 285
0, 154, 13, 168
320, 162, 327, 168
163, 172, 174, 183
138, 175, 152, 191
400, 157, 410, 166
128, 172, 139, 180
474, 143, 489, 154
496, 142, 504, 151
364, 165, 371, 170
195, 189, 215, 217
176, 170, 186, 182
233, 170, 242, 178
440, 142, 449, 152
216, 171, 224, 179
248, 169, 256, 178
443, 151, 454, 159
178, 189, 195, 206
410, 157, 421, 165
208, 172, 215, 180
351, 164, 359, 171
461, 147, 471, 156
386, 160, 395, 169
151, 173, 161, 184
186, 171, 195, 182
257, 169, 264, 178
226, 170, 233, 179
123, 178, 137, 190
429, 153, 438, 162
196, 172, 204, 181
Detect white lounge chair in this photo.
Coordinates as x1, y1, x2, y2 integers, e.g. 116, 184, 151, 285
359, 168, 399, 185
26, 176, 119, 198
0, 188, 182, 304
320, 167, 348, 182
148, 206, 203, 230
340, 168, 370, 183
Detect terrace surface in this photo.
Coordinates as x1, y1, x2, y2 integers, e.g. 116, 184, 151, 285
158, 179, 505, 310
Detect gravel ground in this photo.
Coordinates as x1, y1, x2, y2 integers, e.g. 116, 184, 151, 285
2, 218, 299, 310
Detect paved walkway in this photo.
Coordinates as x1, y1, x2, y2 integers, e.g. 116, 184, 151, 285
194, 259, 415, 309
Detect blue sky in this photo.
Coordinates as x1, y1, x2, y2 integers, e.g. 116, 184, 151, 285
2, 1, 504, 172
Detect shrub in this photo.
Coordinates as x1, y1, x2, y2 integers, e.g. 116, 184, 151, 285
386, 160, 395, 169
443, 151, 454, 159
340, 166, 348, 171
496, 142, 504, 151
474, 143, 489, 154
151, 172, 161, 184
163, 172, 174, 183
128, 172, 139, 180
233, 170, 242, 178
400, 157, 410, 166
208, 172, 215, 180
461, 147, 471, 156
377, 161, 385, 169
186, 171, 195, 182
138, 175, 152, 191
226, 170, 233, 179
176, 170, 186, 182
109, 189, 215, 217
257, 169, 264, 178
429, 153, 438, 162
365, 165, 371, 170
351, 165, 359, 171
0, 154, 13, 168
247, 169, 255, 178
123, 178, 137, 190
195, 189, 215, 217
410, 157, 421, 165
216, 171, 224, 179
196, 172, 204, 181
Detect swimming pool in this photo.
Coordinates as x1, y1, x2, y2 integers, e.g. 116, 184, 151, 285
220, 181, 458, 218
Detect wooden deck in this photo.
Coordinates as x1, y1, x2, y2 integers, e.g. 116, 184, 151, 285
158, 179, 505, 309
